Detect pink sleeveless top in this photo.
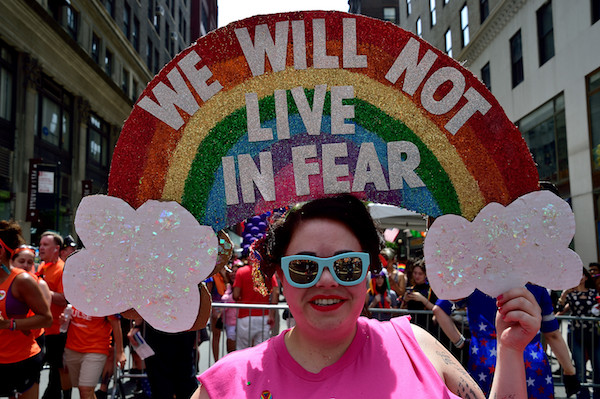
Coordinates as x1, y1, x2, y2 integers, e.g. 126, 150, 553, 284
199, 316, 461, 398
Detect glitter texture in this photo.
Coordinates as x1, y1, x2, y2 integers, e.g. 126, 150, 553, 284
63, 195, 218, 333
424, 191, 582, 299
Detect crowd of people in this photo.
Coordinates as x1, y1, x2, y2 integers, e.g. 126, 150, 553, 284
2, 195, 600, 398
0, 224, 129, 399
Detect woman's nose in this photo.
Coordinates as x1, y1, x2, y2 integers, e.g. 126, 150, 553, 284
315, 267, 339, 287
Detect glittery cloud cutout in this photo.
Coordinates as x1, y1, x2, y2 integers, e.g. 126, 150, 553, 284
424, 191, 582, 299
63, 195, 218, 333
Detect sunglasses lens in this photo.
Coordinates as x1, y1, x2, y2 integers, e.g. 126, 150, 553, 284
288, 259, 320, 285
333, 256, 364, 282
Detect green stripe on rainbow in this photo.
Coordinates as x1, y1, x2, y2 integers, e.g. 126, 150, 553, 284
182, 90, 459, 226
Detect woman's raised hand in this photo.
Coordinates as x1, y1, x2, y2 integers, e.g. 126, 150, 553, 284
495, 287, 542, 352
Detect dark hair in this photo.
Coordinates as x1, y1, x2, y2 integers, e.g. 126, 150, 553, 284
407, 258, 426, 286
583, 267, 596, 289
41, 231, 63, 248
258, 195, 383, 279
539, 181, 559, 196
0, 220, 25, 262
589, 262, 600, 271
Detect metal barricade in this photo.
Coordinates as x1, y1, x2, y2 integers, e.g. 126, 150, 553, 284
555, 314, 600, 394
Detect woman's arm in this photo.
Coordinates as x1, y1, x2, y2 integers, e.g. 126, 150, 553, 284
109, 317, 127, 369
412, 324, 485, 398
38, 279, 52, 306
543, 329, 576, 374
489, 287, 542, 398
0, 272, 52, 330
191, 385, 210, 399
432, 305, 465, 347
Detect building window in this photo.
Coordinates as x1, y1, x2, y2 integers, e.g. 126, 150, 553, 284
594, 0, 600, 24
147, 39, 153, 68
519, 94, 568, 185
445, 29, 452, 57
588, 69, 600, 170
66, 4, 79, 40
461, 5, 470, 47
430, 0, 437, 27
0, 45, 15, 125
480, 0, 489, 23
37, 78, 72, 153
123, 3, 131, 38
132, 80, 138, 102
91, 33, 100, 64
133, 17, 140, 51
88, 114, 109, 167
179, 9, 184, 32
481, 62, 491, 91
104, 50, 113, 77
154, 6, 161, 31
407, 0, 412, 16
510, 30, 524, 88
148, 0, 154, 21
383, 7, 397, 24
0, 65, 12, 123
104, 0, 114, 18
416, 17, 422, 37
165, 24, 170, 49
122, 69, 129, 96
201, 5, 209, 35
154, 49, 160, 74
537, 2, 555, 66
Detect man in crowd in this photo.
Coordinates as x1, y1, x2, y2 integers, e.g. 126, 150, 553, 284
589, 262, 600, 292
37, 231, 70, 399
59, 235, 77, 261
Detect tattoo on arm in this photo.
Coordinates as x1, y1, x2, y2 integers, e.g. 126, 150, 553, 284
435, 350, 481, 399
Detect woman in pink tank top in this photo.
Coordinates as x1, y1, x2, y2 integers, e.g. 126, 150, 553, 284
194, 196, 542, 398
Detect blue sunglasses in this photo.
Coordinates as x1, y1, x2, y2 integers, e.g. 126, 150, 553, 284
281, 252, 370, 288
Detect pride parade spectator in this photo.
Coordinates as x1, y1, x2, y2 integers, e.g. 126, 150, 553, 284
0, 221, 52, 399
37, 231, 70, 399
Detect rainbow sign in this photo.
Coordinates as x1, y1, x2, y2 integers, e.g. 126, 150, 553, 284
109, 11, 539, 231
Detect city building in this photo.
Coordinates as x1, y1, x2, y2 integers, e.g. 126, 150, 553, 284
0, 0, 216, 243
359, 0, 600, 264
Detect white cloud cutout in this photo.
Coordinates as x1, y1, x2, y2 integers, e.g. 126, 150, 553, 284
63, 196, 217, 333
425, 191, 582, 299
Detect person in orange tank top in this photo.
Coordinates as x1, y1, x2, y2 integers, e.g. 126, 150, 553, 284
36, 231, 71, 399
62, 307, 126, 399
0, 221, 52, 399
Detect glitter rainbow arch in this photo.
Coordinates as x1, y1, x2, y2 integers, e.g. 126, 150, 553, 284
109, 11, 539, 231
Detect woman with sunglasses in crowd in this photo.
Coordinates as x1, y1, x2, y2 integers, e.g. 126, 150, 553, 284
0, 221, 53, 399
193, 195, 542, 398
